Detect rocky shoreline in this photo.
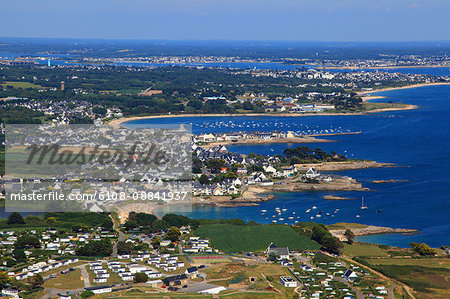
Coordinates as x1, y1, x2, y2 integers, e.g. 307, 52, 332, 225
295, 160, 394, 171
189, 160, 398, 208
329, 223, 418, 239
323, 195, 354, 200
372, 179, 408, 184
192, 194, 275, 207
193, 175, 370, 208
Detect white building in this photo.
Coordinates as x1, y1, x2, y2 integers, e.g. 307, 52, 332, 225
280, 276, 298, 287
84, 285, 112, 294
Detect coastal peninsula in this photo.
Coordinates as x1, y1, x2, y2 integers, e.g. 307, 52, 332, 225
328, 223, 418, 239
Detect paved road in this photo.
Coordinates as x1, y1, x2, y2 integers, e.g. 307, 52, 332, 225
388, 284, 396, 299
80, 264, 91, 288
111, 215, 126, 258
178, 236, 183, 253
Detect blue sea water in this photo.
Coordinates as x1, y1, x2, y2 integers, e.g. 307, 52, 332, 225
125, 83, 450, 248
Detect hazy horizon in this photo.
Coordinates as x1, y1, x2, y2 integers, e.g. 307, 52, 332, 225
1, 37, 450, 43
1, 0, 449, 41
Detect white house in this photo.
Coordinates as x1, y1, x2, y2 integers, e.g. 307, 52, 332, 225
343, 270, 358, 282
266, 242, 290, 260
306, 167, 320, 179
84, 285, 112, 294
129, 265, 147, 274
93, 277, 108, 283
280, 276, 298, 287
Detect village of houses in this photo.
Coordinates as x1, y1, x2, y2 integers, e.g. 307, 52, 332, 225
192, 142, 333, 199
0, 222, 393, 299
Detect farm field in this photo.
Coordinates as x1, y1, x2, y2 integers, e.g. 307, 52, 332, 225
342, 242, 389, 257
0, 81, 43, 89
194, 223, 320, 252
43, 268, 84, 289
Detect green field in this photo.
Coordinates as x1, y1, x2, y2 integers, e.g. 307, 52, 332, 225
0, 81, 43, 89
343, 242, 389, 257
43, 268, 84, 289
361, 101, 409, 111
365, 257, 450, 269
194, 224, 320, 252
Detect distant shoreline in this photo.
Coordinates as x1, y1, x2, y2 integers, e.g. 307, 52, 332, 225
356, 82, 450, 96
317, 64, 450, 70
108, 82, 449, 127
108, 107, 413, 127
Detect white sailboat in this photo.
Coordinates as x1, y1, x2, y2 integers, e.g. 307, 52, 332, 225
360, 196, 368, 210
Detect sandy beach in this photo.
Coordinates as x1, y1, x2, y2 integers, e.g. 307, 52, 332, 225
356, 82, 450, 96
108, 112, 371, 127
108, 106, 416, 128
104, 82, 450, 127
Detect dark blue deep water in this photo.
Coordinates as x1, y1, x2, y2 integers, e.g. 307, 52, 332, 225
126, 83, 450, 248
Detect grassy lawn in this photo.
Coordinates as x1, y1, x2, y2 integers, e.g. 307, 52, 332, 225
43, 268, 84, 289
191, 255, 231, 264
361, 101, 409, 111
0, 81, 43, 89
365, 257, 450, 269
327, 222, 368, 230
343, 242, 389, 257
194, 224, 320, 252
20, 289, 47, 299
202, 262, 294, 298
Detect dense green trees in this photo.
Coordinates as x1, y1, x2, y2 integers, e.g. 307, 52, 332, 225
13, 248, 27, 263
164, 227, 181, 242
282, 146, 347, 164
199, 174, 210, 185
205, 159, 226, 174
134, 272, 148, 283
0, 106, 46, 124
123, 212, 199, 233
117, 241, 134, 255
7, 212, 25, 225
162, 214, 198, 229
80, 290, 95, 298
344, 229, 355, 244
76, 239, 113, 256
0, 64, 354, 119
311, 224, 343, 255
410, 242, 437, 256
135, 213, 158, 226
15, 235, 41, 249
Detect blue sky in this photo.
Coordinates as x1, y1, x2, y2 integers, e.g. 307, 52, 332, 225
1, 0, 448, 41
